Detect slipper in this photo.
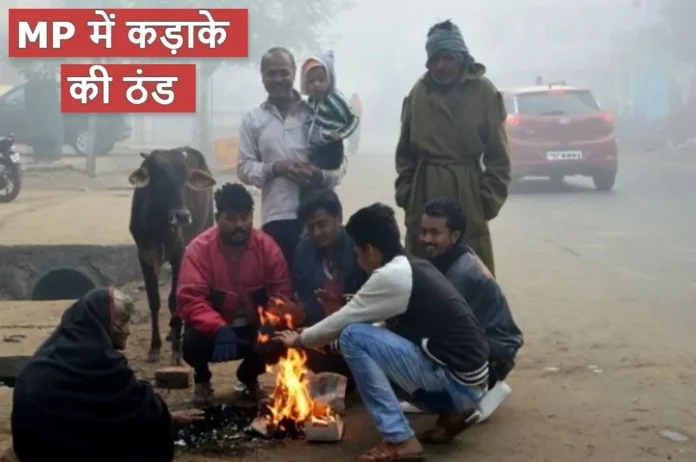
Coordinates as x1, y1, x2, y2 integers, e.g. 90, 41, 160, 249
357, 442, 424, 462
418, 409, 479, 444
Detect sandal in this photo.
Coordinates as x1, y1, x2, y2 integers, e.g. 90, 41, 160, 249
357, 441, 423, 462
418, 409, 479, 444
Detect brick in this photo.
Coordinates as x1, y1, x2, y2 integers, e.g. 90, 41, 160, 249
304, 415, 344, 442
154, 367, 190, 389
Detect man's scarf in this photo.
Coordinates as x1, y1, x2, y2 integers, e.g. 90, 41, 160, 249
425, 19, 469, 64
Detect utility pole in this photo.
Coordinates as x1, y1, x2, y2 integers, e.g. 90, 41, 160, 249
85, 111, 97, 178
85, 0, 106, 178
195, 62, 214, 166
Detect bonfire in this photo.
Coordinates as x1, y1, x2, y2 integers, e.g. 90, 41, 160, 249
254, 301, 343, 441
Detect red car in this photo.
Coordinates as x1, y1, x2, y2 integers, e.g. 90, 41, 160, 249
502, 84, 618, 191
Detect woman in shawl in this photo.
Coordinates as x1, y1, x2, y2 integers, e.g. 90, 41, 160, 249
11, 287, 202, 462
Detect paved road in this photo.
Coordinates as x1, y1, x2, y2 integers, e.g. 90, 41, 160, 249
324, 151, 695, 461
501, 154, 696, 328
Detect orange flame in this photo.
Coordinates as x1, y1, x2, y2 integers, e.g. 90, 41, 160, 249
257, 298, 334, 427
257, 305, 292, 343
265, 348, 334, 425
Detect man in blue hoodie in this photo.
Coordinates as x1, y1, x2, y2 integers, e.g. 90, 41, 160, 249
300, 51, 359, 197
289, 188, 365, 391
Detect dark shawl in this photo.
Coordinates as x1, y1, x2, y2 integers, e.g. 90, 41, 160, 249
11, 288, 173, 462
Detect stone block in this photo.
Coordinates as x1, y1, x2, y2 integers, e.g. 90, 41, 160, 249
304, 415, 344, 442
154, 366, 190, 389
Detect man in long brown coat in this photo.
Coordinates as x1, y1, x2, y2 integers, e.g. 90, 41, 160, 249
395, 20, 511, 274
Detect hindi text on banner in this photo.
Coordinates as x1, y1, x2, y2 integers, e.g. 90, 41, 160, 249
196, 9, 229, 49
88, 9, 116, 48
126, 21, 157, 49
123, 69, 179, 105
9, 8, 248, 58
126, 9, 230, 54
65, 64, 113, 105
159, 23, 191, 55
61, 63, 196, 113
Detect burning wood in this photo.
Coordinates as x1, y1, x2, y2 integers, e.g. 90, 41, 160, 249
253, 300, 344, 442
174, 404, 278, 456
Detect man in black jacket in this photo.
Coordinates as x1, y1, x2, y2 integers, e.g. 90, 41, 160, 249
406, 197, 523, 420
275, 203, 489, 460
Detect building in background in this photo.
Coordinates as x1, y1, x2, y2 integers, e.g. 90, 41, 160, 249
476, 0, 640, 115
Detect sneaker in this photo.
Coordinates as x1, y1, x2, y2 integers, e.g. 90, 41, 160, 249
475, 381, 511, 423
193, 382, 215, 408
399, 401, 426, 414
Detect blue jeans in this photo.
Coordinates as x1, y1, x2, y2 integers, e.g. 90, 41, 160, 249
339, 323, 485, 444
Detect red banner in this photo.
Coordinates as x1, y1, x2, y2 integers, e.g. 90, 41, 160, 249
9, 8, 248, 58
60, 63, 197, 113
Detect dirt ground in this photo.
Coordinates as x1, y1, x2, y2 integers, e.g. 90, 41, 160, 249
0, 156, 694, 461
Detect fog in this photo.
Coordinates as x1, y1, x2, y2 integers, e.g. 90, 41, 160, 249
120, 0, 693, 155
2, 3, 696, 458
3, 0, 694, 154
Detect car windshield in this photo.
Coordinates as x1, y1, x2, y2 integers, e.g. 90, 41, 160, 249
515, 90, 599, 116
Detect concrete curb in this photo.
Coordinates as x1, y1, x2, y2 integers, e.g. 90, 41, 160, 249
0, 244, 140, 301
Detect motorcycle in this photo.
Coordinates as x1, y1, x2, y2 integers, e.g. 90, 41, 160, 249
0, 134, 22, 203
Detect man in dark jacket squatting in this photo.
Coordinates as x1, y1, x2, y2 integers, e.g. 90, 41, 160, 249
399, 197, 523, 421
289, 188, 366, 391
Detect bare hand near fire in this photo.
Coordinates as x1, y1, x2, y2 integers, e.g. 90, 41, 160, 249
273, 295, 306, 326
273, 330, 301, 348
170, 409, 205, 425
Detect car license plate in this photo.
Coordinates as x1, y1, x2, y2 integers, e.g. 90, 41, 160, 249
547, 150, 582, 160
9, 152, 20, 163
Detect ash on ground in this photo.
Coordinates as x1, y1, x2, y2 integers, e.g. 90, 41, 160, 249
174, 404, 301, 456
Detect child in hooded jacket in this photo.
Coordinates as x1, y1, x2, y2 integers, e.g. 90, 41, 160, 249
300, 51, 359, 181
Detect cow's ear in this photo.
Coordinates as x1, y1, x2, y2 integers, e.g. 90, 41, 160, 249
187, 168, 216, 190
140, 152, 149, 159
128, 167, 150, 188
